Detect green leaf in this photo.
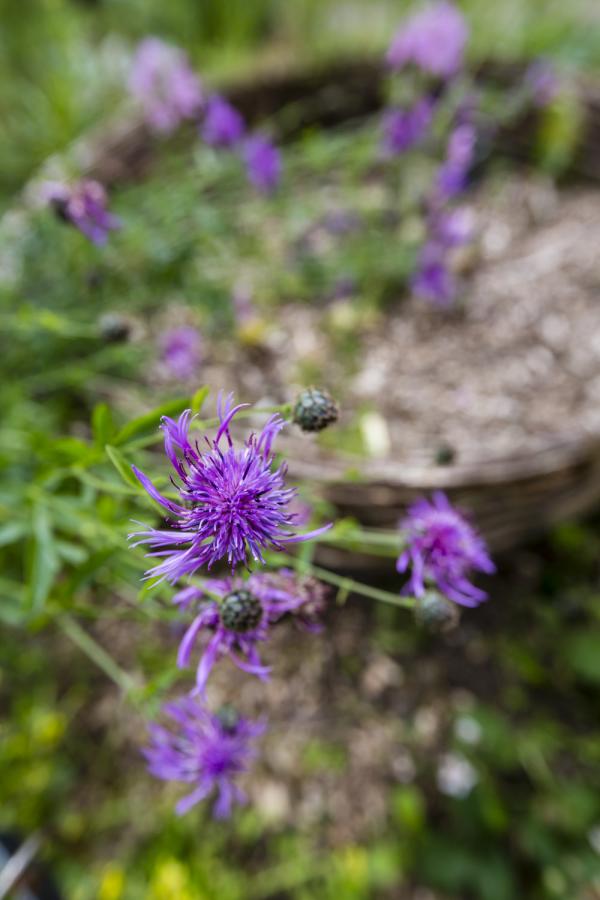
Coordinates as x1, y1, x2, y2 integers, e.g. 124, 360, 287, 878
105, 445, 140, 489
0, 576, 26, 625
191, 385, 209, 414
92, 403, 115, 448
25, 503, 59, 612
112, 397, 191, 447
73, 469, 140, 496
0, 521, 27, 547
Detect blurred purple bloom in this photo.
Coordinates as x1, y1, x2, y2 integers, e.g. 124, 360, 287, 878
43, 179, 120, 245
525, 59, 559, 108
436, 123, 477, 200
160, 326, 202, 381
243, 135, 281, 193
201, 95, 245, 148
382, 97, 435, 156
130, 393, 330, 582
411, 244, 456, 307
174, 569, 328, 693
129, 38, 203, 133
429, 206, 474, 248
387, 2, 468, 80
397, 491, 495, 606
143, 696, 264, 817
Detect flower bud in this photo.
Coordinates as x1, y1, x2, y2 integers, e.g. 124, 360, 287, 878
293, 387, 338, 433
415, 590, 460, 632
99, 312, 131, 343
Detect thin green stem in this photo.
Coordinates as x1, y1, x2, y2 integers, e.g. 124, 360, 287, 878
278, 553, 414, 609
58, 613, 138, 694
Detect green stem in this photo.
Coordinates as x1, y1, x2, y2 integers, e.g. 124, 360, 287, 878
279, 553, 414, 609
58, 613, 138, 695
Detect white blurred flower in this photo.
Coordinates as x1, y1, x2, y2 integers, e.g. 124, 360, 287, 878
436, 753, 478, 798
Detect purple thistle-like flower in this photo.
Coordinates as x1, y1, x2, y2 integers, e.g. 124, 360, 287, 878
200, 95, 246, 148
130, 394, 330, 582
143, 696, 264, 817
128, 38, 204, 134
387, 1, 469, 80
160, 326, 203, 381
381, 97, 435, 156
525, 58, 559, 108
43, 179, 120, 245
174, 569, 328, 693
243, 135, 281, 193
397, 491, 495, 606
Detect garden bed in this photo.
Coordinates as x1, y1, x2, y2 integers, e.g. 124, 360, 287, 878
9, 57, 600, 567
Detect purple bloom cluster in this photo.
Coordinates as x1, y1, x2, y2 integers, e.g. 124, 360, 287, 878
397, 491, 495, 606
381, 4, 479, 306
144, 697, 264, 817
242, 135, 282, 194
387, 1, 468, 80
381, 98, 435, 157
128, 38, 280, 193
131, 394, 331, 817
160, 326, 203, 381
201, 95, 246, 148
412, 120, 477, 306
412, 204, 474, 306
131, 394, 330, 582
43, 179, 120, 245
129, 38, 204, 133
174, 570, 327, 694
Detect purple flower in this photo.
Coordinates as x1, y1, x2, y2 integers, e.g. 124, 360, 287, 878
200, 95, 245, 148
525, 59, 559, 108
128, 38, 204, 134
397, 491, 495, 606
143, 696, 264, 817
381, 97, 435, 156
160, 326, 202, 381
43, 179, 120, 245
411, 243, 456, 306
174, 569, 328, 693
429, 206, 474, 248
130, 394, 331, 582
243, 135, 281, 193
436, 123, 477, 200
387, 2, 468, 80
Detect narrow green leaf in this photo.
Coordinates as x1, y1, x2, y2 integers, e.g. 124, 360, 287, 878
73, 468, 140, 496
92, 403, 115, 448
191, 385, 210, 414
105, 445, 140, 488
0, 521, 27, 547
49, 437, 96, 464
26, 503, 59, 612
113, 397, 190, 447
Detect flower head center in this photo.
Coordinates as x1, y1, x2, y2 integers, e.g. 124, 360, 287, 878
220, 590, 263, 633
